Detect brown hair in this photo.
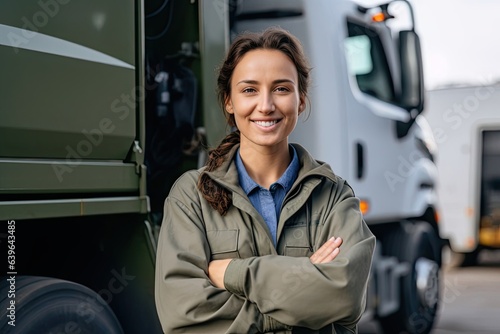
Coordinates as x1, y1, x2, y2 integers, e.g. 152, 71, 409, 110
198, 27, 311, 215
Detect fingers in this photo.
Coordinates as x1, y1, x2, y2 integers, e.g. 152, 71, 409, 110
309, 236, 343, 264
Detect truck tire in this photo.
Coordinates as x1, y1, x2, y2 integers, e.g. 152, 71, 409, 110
459, 248, 480, 267
443, 245, 479, 268
0, 276, 123, 334
379, 221, 441, 334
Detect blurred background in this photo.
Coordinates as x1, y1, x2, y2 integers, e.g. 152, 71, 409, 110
409, 0, 500, 89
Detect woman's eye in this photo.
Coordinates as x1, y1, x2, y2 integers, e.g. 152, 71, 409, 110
275, 87, 289, 92
242, 88, 256, 93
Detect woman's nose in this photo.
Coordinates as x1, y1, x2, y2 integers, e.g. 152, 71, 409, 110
258, 92, 275, 114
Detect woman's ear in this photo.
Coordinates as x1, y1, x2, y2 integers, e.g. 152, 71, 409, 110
298, 95, 306, 114
225, 99, 234, 114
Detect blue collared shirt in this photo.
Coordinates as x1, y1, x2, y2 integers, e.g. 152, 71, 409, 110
235, 146, 300, 247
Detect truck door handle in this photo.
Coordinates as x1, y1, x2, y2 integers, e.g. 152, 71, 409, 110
356, 142, 364, 179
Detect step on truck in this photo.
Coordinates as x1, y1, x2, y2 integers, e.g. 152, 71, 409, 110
0, 0, 442, 333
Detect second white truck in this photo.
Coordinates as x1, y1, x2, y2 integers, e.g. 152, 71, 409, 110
426, 84, 500, 266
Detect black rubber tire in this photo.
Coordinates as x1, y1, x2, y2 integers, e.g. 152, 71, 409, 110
459, 247, 480, 267
0, 276, 123, 334
378, 221, 441, 334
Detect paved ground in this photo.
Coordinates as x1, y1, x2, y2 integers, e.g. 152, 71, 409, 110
359, 249, 500, 334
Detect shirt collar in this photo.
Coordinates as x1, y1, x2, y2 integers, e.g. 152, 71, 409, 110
277, 145, 300, 193
235, 146, 300, 195
235, 150, 260, 194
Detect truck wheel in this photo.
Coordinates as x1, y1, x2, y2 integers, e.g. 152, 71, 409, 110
0, 276, 123, 334
459, 248, 480, 267
379, 221, 441, 334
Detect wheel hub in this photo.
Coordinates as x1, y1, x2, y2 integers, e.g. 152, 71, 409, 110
415, 257, 439, 309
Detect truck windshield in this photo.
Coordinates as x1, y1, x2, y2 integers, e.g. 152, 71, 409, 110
344, 21, 395, 104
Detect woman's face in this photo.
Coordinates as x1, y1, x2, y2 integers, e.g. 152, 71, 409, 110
225, 49, 305, 153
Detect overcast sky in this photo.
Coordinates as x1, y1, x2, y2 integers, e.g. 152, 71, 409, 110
412, 0, 500, 90
355, 0, 500, 90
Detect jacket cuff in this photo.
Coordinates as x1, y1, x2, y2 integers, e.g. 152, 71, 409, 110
223, 258, 250, 297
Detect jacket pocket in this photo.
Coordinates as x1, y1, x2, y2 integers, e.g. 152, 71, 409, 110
206, 229, 241, 260
283, 225, 314, 257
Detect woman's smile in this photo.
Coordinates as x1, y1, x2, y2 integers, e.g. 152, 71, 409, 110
252, 119, 281, 128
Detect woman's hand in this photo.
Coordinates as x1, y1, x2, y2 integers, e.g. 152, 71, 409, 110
208, 258, 233, 289
309, 236, 343, 264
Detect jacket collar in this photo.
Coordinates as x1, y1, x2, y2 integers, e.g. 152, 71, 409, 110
201, 142, 337, 194
200, 142, 338, 253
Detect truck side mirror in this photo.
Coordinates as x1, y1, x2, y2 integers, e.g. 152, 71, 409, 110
399, 30, 424, 114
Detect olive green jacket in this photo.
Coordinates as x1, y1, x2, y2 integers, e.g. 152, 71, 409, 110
155, 144, 375, 333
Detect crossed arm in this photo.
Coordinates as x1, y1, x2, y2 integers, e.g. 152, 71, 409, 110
208, 236, 344, 289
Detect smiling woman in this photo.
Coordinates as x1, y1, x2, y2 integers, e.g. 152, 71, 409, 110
154, 27, 375, 334
225, 49, 305, 187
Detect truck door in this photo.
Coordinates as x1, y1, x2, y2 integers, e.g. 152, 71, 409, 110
342, 16, 432, 223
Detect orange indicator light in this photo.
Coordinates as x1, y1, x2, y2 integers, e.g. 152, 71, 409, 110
360, 200, 369, 215
372, 12, 386, 22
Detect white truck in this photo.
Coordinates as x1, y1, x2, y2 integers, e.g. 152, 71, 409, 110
0, 0, 441, 333
425, 84, 500, 266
